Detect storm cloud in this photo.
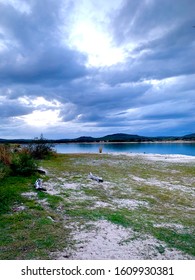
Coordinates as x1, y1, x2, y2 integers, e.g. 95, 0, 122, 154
0, 0, 194, 139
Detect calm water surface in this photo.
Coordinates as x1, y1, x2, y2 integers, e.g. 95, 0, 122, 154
55, 143, 195, 156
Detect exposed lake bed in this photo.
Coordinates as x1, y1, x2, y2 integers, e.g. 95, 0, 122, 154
1, 152, 194, 259
40, 152, 195, 260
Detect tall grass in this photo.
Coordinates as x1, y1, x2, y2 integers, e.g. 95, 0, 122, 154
0, 144, 12, 166
0, 145, 12, 179
0, 144, 38, 179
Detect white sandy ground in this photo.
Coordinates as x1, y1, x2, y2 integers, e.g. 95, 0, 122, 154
130, 175, 195, 197
109, 152, 195, 163
23, 153, 195, 260
54, 220, 193, 260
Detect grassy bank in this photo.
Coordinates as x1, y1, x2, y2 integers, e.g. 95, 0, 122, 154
0, 153, 195, 259
0, 175, 71, 259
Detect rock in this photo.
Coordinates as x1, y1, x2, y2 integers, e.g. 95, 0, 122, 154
13, 205, 26, 212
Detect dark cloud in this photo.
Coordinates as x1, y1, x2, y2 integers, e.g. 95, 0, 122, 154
0, 0, 64, 48
109, 0, 195, 82
0, 0, 87, 85
0, 45, 87, 84
0, 0, 194, 138
0, 100, 32, 118
112, 0, 195, 45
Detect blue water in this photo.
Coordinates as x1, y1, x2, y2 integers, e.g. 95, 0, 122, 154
55, 143, 195, 156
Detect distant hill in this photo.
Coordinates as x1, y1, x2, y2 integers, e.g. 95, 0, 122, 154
68, 133, 151, 143
0, 138, 31, 144
0, 133, 195, 143
183, 133, 195, 139
73, 136, 96, 142
99, 133, 150, 142
69, 133, 187, 143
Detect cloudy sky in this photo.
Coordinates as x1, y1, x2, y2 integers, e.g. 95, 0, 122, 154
0, 0, 195, 139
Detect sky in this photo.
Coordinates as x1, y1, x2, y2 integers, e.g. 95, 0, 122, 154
0, 0, 195, 139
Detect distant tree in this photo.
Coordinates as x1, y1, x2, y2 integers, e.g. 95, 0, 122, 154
28, 134, 55, 159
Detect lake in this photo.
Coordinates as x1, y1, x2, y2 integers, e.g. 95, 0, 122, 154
54, 142, 195, 156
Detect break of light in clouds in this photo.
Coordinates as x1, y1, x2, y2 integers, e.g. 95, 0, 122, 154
0, 0, 195, 139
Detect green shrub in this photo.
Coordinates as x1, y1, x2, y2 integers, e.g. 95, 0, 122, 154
11, 149, 38, 176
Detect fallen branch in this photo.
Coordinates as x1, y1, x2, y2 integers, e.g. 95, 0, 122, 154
88, 172, 103, 183
34, 178, 46, 191
37, 168, 47, 175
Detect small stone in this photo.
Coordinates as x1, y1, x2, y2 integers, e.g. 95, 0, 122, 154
156, 245, 165, 254
13, 205, 26, 212
63, 254, 69, 258
47, 216, 55, 222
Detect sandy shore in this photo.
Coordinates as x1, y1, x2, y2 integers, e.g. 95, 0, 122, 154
108, 152, 195, 163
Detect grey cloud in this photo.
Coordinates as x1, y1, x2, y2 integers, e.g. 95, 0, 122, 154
0, 45, 87, 84
102, 21, 195, 85
0, 0, 87, 85
108, 0, 195, 83
112, 0, 195, 45
0, 100, 33, 118
139, 102, 195, 121
0, 0, 194, 138
59, 81, 151, 123
0, 0, 64, 49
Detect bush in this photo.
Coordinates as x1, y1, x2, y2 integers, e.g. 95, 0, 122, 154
11, 149, 38, 176
28, 134, 55, 160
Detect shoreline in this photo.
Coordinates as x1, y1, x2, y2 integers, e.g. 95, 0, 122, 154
55, 140, 195, 144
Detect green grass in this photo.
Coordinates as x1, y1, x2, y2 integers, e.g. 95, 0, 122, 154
0, 174, 72, 259
37, 191, 63, 209
0, 211, 71, 259
0, 176, 36, 214
152, 227, 195, 255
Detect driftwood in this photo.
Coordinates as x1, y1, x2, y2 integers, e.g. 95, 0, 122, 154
88, 172, 103, 183
37, 168, 47, 175
34, 178, 46, 191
